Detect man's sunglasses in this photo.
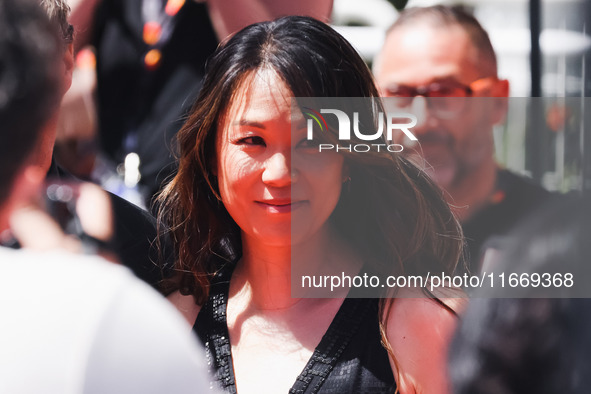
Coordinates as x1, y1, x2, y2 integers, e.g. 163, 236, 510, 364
383, 77, 498, 118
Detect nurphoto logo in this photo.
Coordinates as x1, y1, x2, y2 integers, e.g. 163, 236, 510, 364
303, 107, 418, 153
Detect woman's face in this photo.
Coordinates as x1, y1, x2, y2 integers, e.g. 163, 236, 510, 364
215, 69, 346, 247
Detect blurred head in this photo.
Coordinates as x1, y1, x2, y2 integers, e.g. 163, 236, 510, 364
0, 0, 62, 216
158, 16, 462, 302
34, 0, 74, 174
40, 0, 74, 93
374, 6, 509, 191
450, 198, 591, 393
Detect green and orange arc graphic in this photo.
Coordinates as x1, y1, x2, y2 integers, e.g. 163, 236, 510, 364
303, 107, 328, 132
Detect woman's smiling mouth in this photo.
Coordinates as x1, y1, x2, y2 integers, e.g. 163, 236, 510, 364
255, 199, 308, 213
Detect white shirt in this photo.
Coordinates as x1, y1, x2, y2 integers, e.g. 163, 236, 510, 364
0, 247, 213, 393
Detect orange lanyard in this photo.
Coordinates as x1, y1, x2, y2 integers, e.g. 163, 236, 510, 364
141, 0, 186, 69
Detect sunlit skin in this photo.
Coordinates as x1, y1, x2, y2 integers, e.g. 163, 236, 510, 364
374, 24, 509, 220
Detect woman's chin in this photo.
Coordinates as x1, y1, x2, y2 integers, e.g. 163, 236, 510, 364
247, 224, 321, 249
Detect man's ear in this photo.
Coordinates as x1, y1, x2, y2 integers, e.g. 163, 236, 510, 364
491, 79, 509, 125
62, 43, 74, 94
492, 79, 509, 97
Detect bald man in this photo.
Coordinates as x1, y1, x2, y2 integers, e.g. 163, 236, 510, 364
374, 6, 554, 272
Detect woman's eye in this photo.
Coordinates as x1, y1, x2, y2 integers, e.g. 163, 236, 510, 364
237, 136, 266, 146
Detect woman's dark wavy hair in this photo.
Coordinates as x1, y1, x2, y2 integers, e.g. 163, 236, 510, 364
157, 16, 463, 305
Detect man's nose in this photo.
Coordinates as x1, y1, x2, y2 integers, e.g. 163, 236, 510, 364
410, 97, 433, 127
262, 151, 295, 187
407, 96, 441, 136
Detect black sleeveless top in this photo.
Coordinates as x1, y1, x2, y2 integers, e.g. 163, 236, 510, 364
193, 264, 396, 393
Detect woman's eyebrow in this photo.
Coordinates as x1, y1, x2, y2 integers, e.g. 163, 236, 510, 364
232, 119, 266, 129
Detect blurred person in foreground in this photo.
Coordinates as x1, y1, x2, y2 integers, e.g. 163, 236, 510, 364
0, 1, 211, 392
16, 0, 171, 288
373, 5, 554, 273
449, 196, 591, 393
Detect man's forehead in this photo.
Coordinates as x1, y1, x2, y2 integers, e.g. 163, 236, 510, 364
376, 24, 481, 86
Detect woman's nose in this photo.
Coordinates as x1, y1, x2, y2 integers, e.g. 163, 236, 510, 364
262, 152, 296, 187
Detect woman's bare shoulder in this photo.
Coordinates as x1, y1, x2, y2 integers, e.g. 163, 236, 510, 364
385, 288, 465, 338
167, 290, 201, 327
382, 288, 467, 394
